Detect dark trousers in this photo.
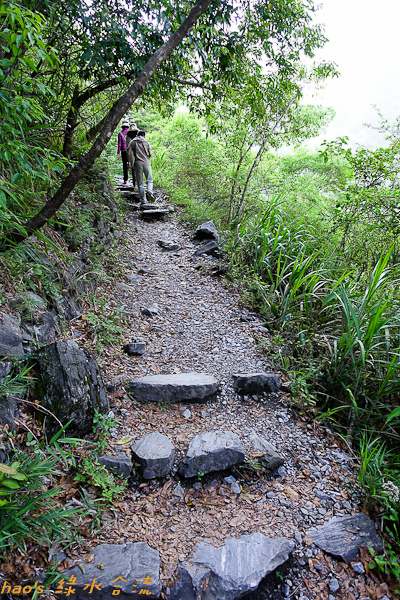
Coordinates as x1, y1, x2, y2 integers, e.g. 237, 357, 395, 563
121, 150, 128, 182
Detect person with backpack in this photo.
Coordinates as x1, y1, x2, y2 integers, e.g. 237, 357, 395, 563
126, 123, 139, 188
117, 119, 129, 184
129, 131, 155, 203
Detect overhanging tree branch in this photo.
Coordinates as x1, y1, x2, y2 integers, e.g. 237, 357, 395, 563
234, 91, 300, 220
2, 0, 213, 249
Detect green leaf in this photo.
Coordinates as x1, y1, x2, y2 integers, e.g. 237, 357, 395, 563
1, 478, 20, 489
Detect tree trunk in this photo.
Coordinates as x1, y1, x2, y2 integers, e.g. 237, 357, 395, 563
228, 135, 253, 221
1, 0, 213, 249
62, 86, 80, 158
86, 115, 108, 143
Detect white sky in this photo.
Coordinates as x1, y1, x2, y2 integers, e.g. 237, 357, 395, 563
303, 0, 400, 148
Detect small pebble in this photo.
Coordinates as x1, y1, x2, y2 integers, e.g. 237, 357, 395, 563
267, 492, 276, 499
351, 561, 365, 574
231, 482, 241, 494
224, 476, 236, 484
294, 531, 302, 544
329, 579, 340, 593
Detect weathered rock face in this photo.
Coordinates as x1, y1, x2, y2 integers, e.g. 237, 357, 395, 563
307, 513, 384, 563
194, 221, 219, 241
35, 340, 108, 436
98, 454, 132, 479
132, 432, 175, 479
169, 533, 295, 600
0, 360, 17, 428
249, 431, 284, 470
0, 313, 24, 359
193, 241, 220, 257
9, 293, 57, 347
178, 430, 245, 478
127, 373, 219, 404
0, 397, 17, 428
0, 361, 12, 381
232, 372, 281, 394
55, 542, 161, 599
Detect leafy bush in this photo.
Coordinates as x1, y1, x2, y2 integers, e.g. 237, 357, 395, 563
0, 452, 81, 556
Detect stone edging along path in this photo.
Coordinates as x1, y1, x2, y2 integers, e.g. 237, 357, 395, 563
57, 182, 388, 600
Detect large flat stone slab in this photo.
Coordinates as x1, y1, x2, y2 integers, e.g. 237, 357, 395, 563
178, 430, 244, 478
55, 542, 161, 599
307, 513, 384, 563
127, 373, 219, 403
169, 532, 294, 600
132, 432, 175, 478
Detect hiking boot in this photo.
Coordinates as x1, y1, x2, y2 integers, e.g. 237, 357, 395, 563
146, 190, 155, 202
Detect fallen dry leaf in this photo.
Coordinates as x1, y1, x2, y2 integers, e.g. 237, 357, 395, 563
284, 485, 299, 501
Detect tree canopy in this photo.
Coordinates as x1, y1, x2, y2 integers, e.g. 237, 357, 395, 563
0, 0, 336, 247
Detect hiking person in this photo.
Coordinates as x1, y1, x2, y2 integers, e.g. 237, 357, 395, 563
129, 131, 155, 203
117, 119, 129, 184
126, 123, 139, 188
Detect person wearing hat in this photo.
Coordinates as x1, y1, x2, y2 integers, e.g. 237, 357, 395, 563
129, 130, 155, 204
126, 123, 139, 188
117, 119, 129, 184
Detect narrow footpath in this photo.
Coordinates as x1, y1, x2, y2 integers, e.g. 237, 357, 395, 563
64, 184, 389, 600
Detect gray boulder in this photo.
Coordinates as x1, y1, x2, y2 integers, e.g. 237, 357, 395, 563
169, 532, 294, 600
35, 340, 108, 436
307, 513, 384, 563
194, 221, 218, 241
10, 292, 56, 345
55, 542, 161, 599
179, 430, 244, 478
249, 431, 284, 470
157, 239, 181, 252
141, 306, 160, 317
132, 431, 175, 479
0, 313, 24, 359
193, 241, 220, 257
9, 292, 47, 313
123, 342, 146, 356
232, 372, 281, 394
23, 311, 57, 345
127, 373, 219, 403
98, 454, 132, 479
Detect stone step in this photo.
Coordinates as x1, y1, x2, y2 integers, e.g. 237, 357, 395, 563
170, 533, 294, 600
56, 542, 161, 598
141, 209, 170, 220
127, 372, 219, 403
178, 430, 245, 478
